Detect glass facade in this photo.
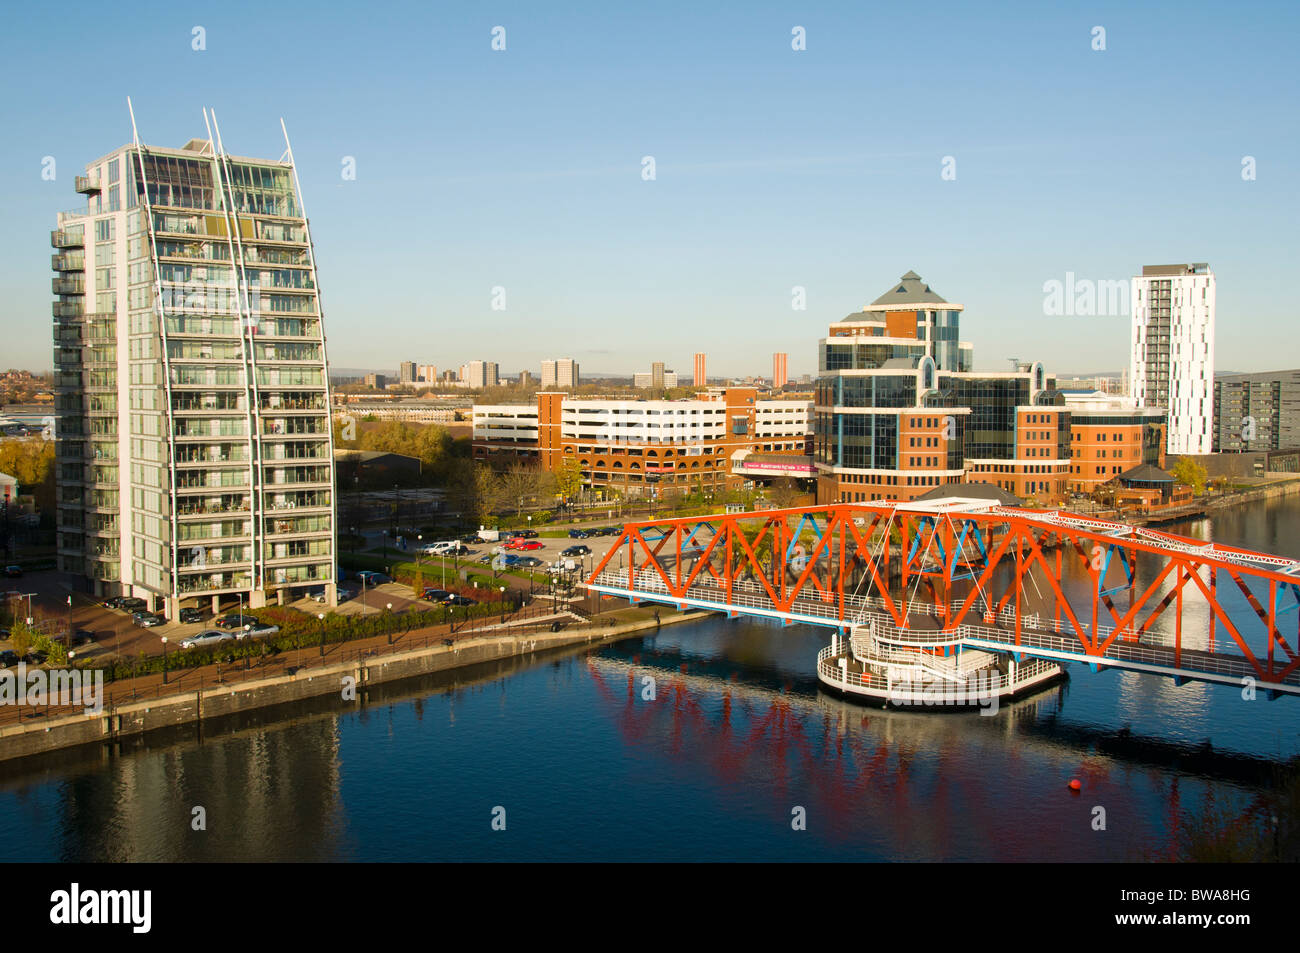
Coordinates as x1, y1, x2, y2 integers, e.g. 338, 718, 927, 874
54, 136, 335, 608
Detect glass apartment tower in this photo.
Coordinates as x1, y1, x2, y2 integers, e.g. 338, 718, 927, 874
51, 122, 337, 616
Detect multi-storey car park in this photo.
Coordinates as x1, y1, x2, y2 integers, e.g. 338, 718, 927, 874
51, 107, 338, 617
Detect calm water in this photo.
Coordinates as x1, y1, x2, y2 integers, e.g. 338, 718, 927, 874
0, 497, 1297, 862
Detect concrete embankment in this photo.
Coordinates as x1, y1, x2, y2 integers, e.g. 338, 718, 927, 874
0, 608, 707, 765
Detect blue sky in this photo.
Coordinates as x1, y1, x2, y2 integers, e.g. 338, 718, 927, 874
2, 0, 1297, 378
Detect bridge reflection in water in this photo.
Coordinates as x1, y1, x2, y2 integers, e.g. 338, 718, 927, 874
585, 500, 1300, 703
587, 638, 1281, 860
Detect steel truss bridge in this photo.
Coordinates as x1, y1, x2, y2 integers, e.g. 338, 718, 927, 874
583, 500, 1300, 697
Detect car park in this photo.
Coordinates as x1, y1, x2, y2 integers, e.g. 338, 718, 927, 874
180, 630, 235, 650
178, 607, 205, 624
132, 610, 166, 628
561, 545, 591, 557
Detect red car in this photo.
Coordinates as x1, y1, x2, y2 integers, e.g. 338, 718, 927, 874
505, 538, 544, 551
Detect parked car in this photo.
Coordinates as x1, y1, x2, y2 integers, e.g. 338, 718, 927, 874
23, 651, 47, 665
337, 586, 357, 602
507, 529, 539, 539
178, 607, 205, 624
3, 566, 21, 578
180, 630, 235, 650
215, 614, 257, 630
132, 610, 166, 628
237, 624, 280, 640
561, 545, 591, 557
514, 556, 545, 568
119, 597, 148, 613
355, 571, 391, 586
505, 538, 544, 551
101, 596, 125, 609
421, 588, 454, 603
0, 651, 19, 667
71, 629, 96, 647
568, 529, 590, 539
445, 595, 476, 606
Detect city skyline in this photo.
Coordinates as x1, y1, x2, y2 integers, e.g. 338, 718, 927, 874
2, 1, 1297, 378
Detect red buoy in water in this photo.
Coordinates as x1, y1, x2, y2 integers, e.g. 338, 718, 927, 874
1068, 778, 1082, 792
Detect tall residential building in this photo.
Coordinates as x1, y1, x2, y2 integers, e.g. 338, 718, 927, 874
693, 353, 706, 387
540, 358, 579, 389
634, 364, 676, 389
1213, 369, 1300, 452
1130, 263, 1215, 455
363, 373, 386, 389
416, 363, 437, 383
398, 361, 417, 383
459, 361, 499, 389
772, 352, 788, 388
51, 119, 338, 614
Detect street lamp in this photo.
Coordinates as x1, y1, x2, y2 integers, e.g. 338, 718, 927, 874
382, 529, 389, 563
318, 612, 326, 656
499, 586, 506, 624
160, 636, 169, 684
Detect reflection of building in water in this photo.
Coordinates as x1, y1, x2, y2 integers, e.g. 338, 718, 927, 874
56, 718, 343, 862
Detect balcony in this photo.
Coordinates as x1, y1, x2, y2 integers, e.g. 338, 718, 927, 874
74, 175, 101, 195
52, 253, 84, 272
51, 229, 84, 249
53, 301, 83, 319
52, 276, 85, 295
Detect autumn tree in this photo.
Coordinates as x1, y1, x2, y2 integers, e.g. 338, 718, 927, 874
554, 457, 583, 503
1169, 457, 1209, 496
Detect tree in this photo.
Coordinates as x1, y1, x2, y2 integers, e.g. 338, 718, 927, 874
499, 464, 540, 516
554, 457, 583, 503
1169, 457, 1209, 496
769, 477, 803, 510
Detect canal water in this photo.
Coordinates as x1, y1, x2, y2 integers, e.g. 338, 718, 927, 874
0, 497, 1296, 861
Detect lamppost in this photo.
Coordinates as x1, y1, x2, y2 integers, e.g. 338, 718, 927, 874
448, 606, 456, 634
499, 586, 506, 624
386, 602, 394, 644
318, 612, 326, 657
382, 529, 388, 563
160, 636, 169, 684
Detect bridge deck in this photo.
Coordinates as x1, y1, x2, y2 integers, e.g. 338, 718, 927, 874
587, 570, 1300, 696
